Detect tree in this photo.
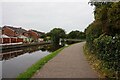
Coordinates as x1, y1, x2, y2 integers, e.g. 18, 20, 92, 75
67, 30, 80, 39
89, 1, 120, 35
67, 30, 85, 39
50, 28, 66, 47
108, 2, 120, 34
79, 32, 86, 39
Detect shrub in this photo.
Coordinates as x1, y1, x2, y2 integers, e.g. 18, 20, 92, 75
86, 1, 120, 78
93, 34, 120, 77
86, 20, 102, 50
108, 2, 120, 30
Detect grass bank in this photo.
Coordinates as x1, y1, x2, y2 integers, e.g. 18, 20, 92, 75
17, 46, 67, 80
83, 43, 115, 78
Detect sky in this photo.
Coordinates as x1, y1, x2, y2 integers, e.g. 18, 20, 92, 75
0, 0, 94, 33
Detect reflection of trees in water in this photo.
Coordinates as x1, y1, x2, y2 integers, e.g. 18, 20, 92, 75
24, 45, 43, 53
41, 44, 62, 52
51, 45, 62, 51
1, 44, 62, 60
2, 50, 24, 60
1, 46, 43, 60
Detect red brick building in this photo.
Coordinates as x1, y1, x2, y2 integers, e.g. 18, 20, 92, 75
28, 30, 39, 41
1, 26, 45, 43
1, 26, 26, 44
28, 30, 45, 40
2, 26, 27, 37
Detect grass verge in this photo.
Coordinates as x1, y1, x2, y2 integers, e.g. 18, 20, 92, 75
17, 46, 67, 80
83, 43, 115, 78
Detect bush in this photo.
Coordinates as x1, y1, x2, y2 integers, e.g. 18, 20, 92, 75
85, 1, 120, 78
86, 20, 102, 50
93, 34, 120, 77
108, 2, 120, 30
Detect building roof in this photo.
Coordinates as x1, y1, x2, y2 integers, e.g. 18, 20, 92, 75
3, 26, 27, 34
0, 34, 10, 38
0, 27, 2, 33
31, 29, 45, 36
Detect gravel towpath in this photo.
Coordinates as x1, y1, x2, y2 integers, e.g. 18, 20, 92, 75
33, 42, 98, 78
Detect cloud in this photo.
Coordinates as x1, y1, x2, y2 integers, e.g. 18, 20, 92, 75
2, 1, 94, 33
1, 0, 90, 2
0, 3, 2, 27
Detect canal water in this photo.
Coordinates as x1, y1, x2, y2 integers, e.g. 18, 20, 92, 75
1, 44, 56, 78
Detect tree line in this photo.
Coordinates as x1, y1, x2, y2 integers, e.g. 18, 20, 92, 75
41, 28, 86, 47
85, 1, 120, 78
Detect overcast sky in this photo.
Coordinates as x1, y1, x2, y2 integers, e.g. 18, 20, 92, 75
1, 0, 94, 33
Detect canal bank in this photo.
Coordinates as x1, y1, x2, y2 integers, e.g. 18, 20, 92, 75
1, 42, 51, 50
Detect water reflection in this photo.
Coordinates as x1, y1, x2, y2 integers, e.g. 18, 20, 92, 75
1, 44, 62, 78
42, 44, 62, 52
1, 44, 57, 61
0, 61, 2, 80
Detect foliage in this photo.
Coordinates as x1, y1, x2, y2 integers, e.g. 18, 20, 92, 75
17, 46, 67, 80
85, 1, 120, 78
79, 32, 86, 39
40, 34, 46, 38
84, 44, 115, 78
50, 28, 66, 47
67, 30, 85, 39
94, 35, 120, 73
85, 20, 102, 50
40, 33, 51, 41
108, 2, 120, 34
93, 2, 120, 35
67, 30, 79, 39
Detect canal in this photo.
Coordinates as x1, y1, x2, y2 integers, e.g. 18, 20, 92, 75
1, 44, 56, 78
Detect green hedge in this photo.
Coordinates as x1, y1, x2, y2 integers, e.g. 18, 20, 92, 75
86, 34, 120, 78
93, 34, 120, 72
85, 20, 102, 51
85, 1, 120, 78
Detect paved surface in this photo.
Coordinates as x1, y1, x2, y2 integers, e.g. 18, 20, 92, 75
33, 42, 98, 78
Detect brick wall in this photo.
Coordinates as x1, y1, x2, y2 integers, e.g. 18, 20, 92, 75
29, 30, 39, 40
0, 38, 23, 44
2, 27, 16, 37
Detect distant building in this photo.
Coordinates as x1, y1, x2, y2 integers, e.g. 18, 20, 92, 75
31, 30, 45, 37
28, 29, 45, 42
2, 26, 27, 37
1, 26, 45, 44
0, 27, 2, 34
18, 35, 28, 43
1, 26, 26, 44
0, 34, 10, 44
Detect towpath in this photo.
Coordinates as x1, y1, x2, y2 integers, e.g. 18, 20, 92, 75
33, 42, 98, 78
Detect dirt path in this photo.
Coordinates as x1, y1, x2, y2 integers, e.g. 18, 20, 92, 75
33, 42, 98, 78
